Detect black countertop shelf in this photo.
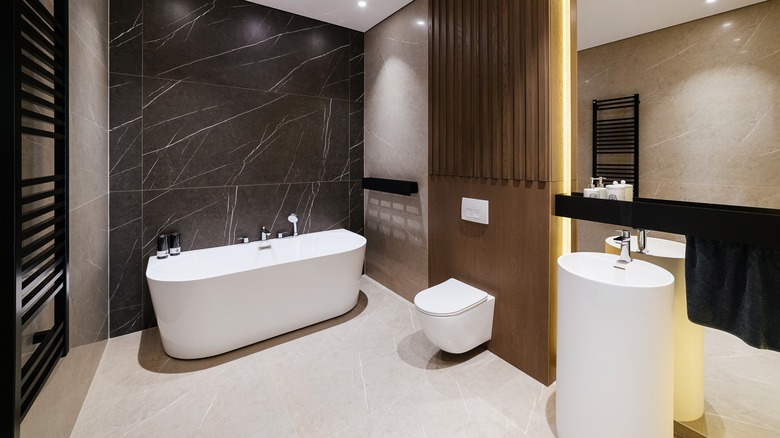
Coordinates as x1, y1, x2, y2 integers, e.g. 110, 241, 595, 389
362, 177, 419, 196
555, 193, 780, 249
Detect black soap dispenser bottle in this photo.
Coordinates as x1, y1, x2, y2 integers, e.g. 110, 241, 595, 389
157, 234, 169, 259
169, 232, 181, 256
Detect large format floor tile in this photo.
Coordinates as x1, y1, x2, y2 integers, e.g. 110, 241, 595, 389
71, 276, 555, 437
70, 275, 780, 437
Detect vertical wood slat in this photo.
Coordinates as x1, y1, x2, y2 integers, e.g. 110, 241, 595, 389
429, 0, 550, 182
462, 0, 473, 177
524, 0, 539, 181
479, 0, 490, 177
513, 0, 526, 180
489, 0, 501, 179
471, 0, 480, 177
500, 0, 513, 179
439, 0, 447, 175
454, 0, 463, 177
429, 0, 438, 175
537, 0, 551, 181
445, 0, 455, 175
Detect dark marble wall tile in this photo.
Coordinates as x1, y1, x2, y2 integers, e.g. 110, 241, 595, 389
110, 0, 142, 74
350, 31, 365, 103
142, 187, 236, 255
109, 191, 143, 312
350, 101, 364, 181
142, 80, 349, 190
109, 74, 142, 191
110, 305, 143, 338
350, 180, 364, 235
109, 0, 364, 338
142, 0, 351, 99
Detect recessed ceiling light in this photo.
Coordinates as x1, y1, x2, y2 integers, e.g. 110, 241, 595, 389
722, 22, 732, 27
417, 20, 426, 26
358, 1, 367, 7
706, 0, 717, 3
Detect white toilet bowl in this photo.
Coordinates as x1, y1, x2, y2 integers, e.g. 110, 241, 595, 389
413, 278, 495, 354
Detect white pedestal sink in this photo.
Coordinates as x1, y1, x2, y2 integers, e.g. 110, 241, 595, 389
605, 235, 704, 422
557, 252, 675, 438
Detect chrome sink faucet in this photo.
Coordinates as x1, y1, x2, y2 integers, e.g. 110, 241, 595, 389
635, 228, 648, 253
614, 229, 633, 264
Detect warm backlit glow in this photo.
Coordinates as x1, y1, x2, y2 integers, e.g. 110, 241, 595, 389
561, 0, 573, 255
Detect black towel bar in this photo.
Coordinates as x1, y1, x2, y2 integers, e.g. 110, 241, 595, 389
362, 177, 419, 196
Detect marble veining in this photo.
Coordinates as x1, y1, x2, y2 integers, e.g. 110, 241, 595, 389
364, 0, 429, 301
109, 0, 364, 336
578, 0, 780, 217
69, 276, 557, 438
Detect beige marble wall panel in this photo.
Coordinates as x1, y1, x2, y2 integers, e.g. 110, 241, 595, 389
23, 0, 110, 434
68, 0, 109, 346
364, 0, 429, 301
69, 0, 109, 210
69, 194, 110, 346
577, 0, 780, 251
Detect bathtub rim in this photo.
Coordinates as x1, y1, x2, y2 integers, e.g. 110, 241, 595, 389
145, 228, 366, 284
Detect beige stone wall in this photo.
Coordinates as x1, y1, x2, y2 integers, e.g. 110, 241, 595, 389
21, 0, 109, 435
577, 0, 780, 251
364, 0, 430, 301
67, 0, 110, 348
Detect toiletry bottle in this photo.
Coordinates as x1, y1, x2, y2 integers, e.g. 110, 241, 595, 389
622, 180, 634, 202
157, 234, 169, 259
606, 181, 625, 201
583, 177, 601, 198
168, 232, 181, 256
596, 177, 608, 199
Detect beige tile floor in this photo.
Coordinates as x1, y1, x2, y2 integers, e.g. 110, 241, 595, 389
70, 276, 558, 438
67, 275, 780, 438
678, 328, 780, 438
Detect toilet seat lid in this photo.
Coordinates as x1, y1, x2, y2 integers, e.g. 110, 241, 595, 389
414, 278, 488, 316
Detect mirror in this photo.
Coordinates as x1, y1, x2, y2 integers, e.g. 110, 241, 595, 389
577, 0, 779, 210
575, 1, 780, 437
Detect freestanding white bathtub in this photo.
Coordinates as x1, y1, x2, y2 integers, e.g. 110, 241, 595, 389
145, 228, 366, 359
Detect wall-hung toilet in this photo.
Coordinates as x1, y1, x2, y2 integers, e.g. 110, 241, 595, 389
413, 278, 495, 354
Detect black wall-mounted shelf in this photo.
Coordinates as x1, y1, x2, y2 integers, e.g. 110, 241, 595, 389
362, 177, 419, 196
555, 193, 780, 249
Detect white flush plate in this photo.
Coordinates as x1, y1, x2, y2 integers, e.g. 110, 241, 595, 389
461, 197, 489, 224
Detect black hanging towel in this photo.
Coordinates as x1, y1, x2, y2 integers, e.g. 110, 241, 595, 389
685, 236, 780, 351
592, 94, 640, 198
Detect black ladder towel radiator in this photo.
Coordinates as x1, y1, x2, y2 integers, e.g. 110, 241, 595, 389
592, 94, 640, 197
6, 0, 70, 436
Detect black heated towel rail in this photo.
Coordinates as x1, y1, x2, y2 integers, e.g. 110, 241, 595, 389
7, 1, 70, 436
592, 94, 640, 197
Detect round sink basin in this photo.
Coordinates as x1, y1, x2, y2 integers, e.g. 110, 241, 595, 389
605, 235, 704, 422
556, 252, 674, 438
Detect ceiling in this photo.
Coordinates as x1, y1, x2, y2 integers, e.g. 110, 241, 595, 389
246, 0, 414, 32
578, 0, 767, 51
247, 0, 766, 48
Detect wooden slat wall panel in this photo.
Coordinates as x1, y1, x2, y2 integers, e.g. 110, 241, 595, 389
429, 0, 550, 181
537, 0, 551, 181
524, 0, 539, 181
